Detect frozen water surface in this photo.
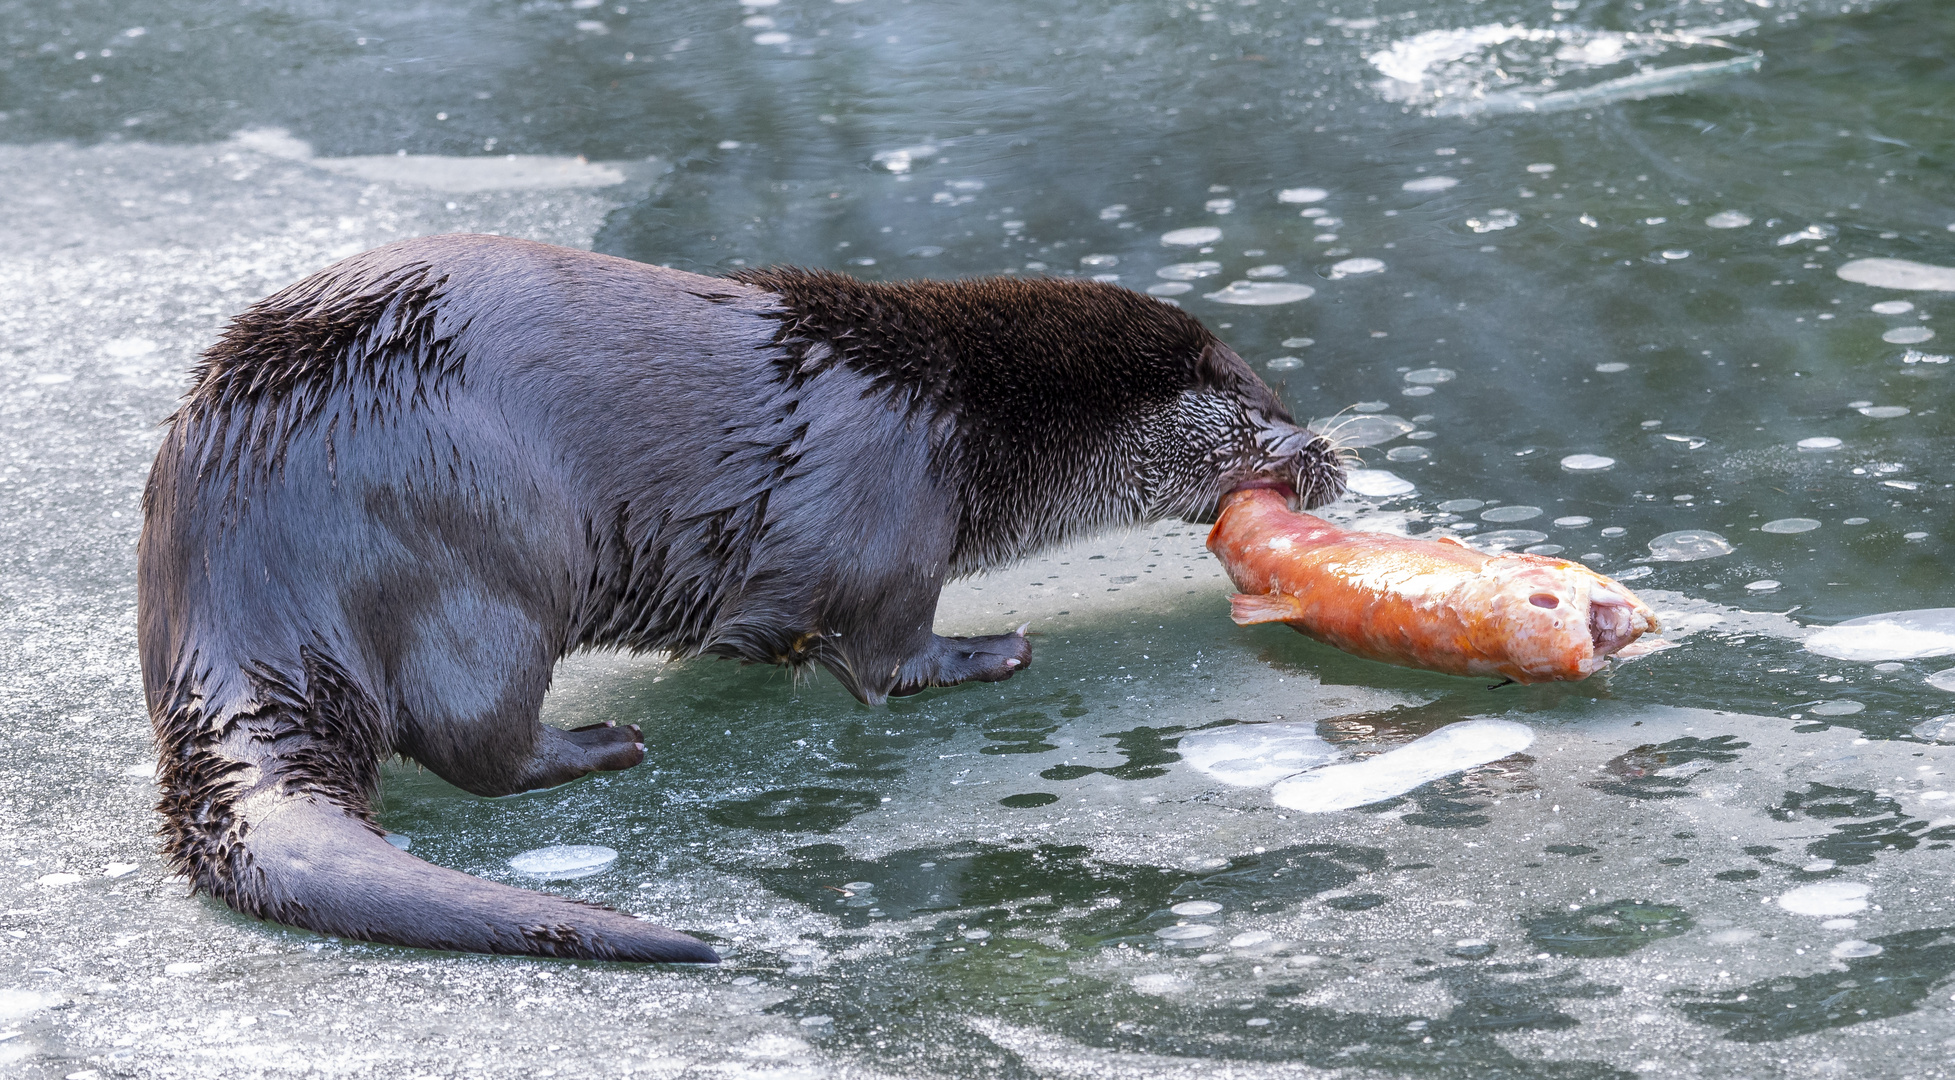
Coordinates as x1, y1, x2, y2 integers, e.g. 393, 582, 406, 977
7, 0, 1955, 1076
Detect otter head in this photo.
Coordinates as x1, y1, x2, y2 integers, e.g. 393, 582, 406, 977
1142, 341, 1346, 524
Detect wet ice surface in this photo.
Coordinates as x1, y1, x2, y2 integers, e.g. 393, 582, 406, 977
6, 0, 1955, 1076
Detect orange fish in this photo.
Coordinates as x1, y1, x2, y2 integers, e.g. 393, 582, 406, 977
1208, 487, 1659, 684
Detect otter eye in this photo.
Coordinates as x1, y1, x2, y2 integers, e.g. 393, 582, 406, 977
1530, 594, 1560, 609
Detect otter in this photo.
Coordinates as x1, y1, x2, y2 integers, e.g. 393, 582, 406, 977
138, 234, 1344, 962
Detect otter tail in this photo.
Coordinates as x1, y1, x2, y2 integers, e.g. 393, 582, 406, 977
152, 653, 718, 964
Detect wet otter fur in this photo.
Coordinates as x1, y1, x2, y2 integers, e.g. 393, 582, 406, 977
138, 234, 1344, 962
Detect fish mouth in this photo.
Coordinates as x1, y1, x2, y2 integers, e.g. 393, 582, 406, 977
1588, 586, 1655, 658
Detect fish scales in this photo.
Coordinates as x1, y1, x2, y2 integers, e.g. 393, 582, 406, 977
1207, 488, 1659, 684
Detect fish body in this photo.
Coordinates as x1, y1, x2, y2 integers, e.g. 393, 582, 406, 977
1207, 488, 1658, 684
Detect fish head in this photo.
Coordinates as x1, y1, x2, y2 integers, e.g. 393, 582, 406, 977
1490, 559, 1662, 677
1144, 341, 1347, 523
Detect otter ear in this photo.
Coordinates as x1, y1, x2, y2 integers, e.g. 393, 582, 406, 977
1195, 341, 1250, 390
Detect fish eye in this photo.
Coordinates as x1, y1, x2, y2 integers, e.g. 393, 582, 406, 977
1529, 593, 1560, 609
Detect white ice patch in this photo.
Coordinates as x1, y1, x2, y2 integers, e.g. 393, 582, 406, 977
508, 844, 618, 880
1342, 469, 1415, 498
1180, 724, 1342, 788
103, 337, 157, 359
1401, 176, 1459, 193
1278, 187, 1328, 204
871, 144, 938, 173
1561, 454, 1615, 472
1161, 227, 1223, 247
1777, 881, 1869, 917
1271, 720, 1534, 813
1805, 609, 1955, 663
1368, 22, 1761, 118
1836, 258, 1955, 292
1203, 281, 1315, 305
1330, 257, 1387, 277
0, 990, 62, 1021
1131, 973, 1190, 995
232, 127, 629, 192
1704, 210, 1753, 229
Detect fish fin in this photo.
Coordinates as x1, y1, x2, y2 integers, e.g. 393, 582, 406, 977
1434, 536, 1469, 548
1229, 593, 1305, 626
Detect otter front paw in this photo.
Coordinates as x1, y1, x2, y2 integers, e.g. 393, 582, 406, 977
890, 625, 1033, 696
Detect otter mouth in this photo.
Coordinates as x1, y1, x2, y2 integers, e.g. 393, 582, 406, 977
1228, 477, 1297, 501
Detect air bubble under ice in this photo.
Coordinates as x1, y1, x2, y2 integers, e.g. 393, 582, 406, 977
1161, 227, 1223, 247
1837, 257, 1955, 291
1204, 281, 1315, 305
1560, 454, 1615, 471
1308, 414, 1415, 447
1480, 505, 1542, 523
1647, 530, 1733, 561
1330, 257, 1387, 277
1760, 518, 1820, 534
